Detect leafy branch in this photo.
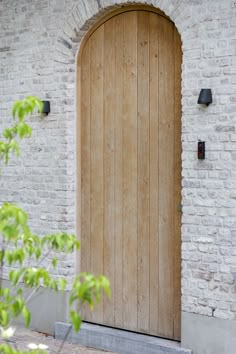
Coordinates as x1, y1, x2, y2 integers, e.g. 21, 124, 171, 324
0, 97, 43, 165
0, 97, 110, 353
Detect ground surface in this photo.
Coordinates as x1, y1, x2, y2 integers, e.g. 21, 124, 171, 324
2, 327, 116, 353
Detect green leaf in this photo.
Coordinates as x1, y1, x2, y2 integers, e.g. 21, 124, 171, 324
12, 100, 22, 119
1, 310, 9, 327
52, 257, 58, 268
0, 288, 10, 299
99, 275, 111, 297
3, 128, 14, 140
0, 343, 13, 354
9, 269, 25, 286
18, 209, 27, 224
12, 96, 43, 121
58, 278, 67, 291
70, 311, 82, 332
17, 122, 32, 139
28, 96, 43, 113
9, 139, 20, 156
0, 250, 5, 264
22, 306, 31, 327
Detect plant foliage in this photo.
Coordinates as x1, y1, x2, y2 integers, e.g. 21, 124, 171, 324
0, 97, 110, 353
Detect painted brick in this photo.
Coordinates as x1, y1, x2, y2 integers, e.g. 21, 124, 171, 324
0, 0, 236, 324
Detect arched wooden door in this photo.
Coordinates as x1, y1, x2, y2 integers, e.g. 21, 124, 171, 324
77, 7, 182, 340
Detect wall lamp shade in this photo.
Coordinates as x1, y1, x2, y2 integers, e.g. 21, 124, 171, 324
198, 89, 212, 106
42, 100, 50, 115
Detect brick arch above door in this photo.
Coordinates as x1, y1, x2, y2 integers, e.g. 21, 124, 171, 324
53, 0, 193, 66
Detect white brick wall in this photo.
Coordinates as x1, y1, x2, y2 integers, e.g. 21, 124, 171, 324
0, 0, 236, 322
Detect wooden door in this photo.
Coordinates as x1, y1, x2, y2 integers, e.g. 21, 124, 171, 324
77, 8, 182, 340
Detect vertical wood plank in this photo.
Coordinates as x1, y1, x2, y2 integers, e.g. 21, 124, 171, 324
90, 25, 104, 323
80, 41, 91, 321
76, 53, 82, 276
123, 11, 138, 331
103, 17, 116, 326
81, 41, 91, 275
173, 28, 182, 341
158, 17, 175, 339
137, 11, 150, 333
149, 12, 160, 336
114, 13, 124, 329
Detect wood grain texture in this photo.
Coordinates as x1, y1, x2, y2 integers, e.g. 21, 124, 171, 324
76, 5, 170, 56
78, 8, 182, 340
173, 28, 182, 341
137, 11, 150, 332
103, 17, 116, 326
90, 24, 104, 323
114, 14, 124, 329
149, 12, 160, 336
158, 16, 175, 338
80, 41, 91, 322
122, 11, 138, 331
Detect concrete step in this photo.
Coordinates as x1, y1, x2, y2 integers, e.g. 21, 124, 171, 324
55, 322, 192, 354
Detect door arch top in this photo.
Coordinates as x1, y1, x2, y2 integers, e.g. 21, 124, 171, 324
54, 1, 187, 64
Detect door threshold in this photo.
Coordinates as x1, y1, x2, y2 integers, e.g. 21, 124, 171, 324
55, 322, 192, 354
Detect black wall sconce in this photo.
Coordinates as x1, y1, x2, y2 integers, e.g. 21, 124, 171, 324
42, 100, 50, 115
198, 89, 212, 106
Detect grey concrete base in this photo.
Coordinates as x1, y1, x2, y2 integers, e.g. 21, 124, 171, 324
24, 288, 70, 334
182, 311, 236, 354
1, 279, 69, 335
55, 322, 192, 354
